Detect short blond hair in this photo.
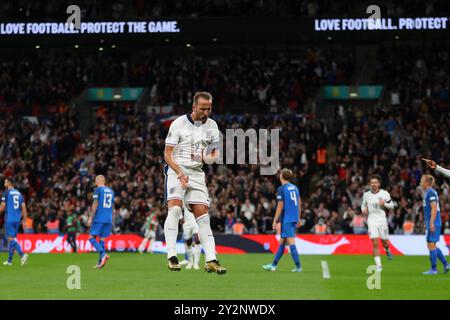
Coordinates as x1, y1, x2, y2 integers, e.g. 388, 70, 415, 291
422, 174, 435, 186
95, 175, 106, 183
280, 168, 293, 181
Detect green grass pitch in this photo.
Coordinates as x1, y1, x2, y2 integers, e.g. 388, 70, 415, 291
1, 253, 450, 299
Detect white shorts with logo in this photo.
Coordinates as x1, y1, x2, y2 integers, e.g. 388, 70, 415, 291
368, 221, 389, 240
164, 164, 210, 208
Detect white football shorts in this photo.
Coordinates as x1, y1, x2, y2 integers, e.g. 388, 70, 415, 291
368, 221, 389, 240
164, 164, 210, 208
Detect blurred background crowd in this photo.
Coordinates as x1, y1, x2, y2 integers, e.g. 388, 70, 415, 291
0, 1, 449, 239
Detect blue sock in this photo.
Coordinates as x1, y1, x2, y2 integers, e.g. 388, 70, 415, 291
429, 249, 438, 270
289, 244, 301, 268
272, 244, 285, 266
89, 238, 104, 261
436, 248, 448, 267
12, 240, 24, 257
7, 241, 15, 263
100, 240, 105, 252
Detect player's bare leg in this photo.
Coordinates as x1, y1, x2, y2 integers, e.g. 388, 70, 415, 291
381, 239, 393, 260
164, 199, 182, 271
190, 203, 226, 275
372, 238, 382, 271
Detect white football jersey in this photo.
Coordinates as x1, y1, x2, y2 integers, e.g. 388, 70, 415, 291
165, 114, 220, 169
361, 189, 394, 224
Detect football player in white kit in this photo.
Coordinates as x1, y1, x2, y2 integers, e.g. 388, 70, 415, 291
163, 91, 226, 274
179, 205, 202, 270
361, 175, 395, 271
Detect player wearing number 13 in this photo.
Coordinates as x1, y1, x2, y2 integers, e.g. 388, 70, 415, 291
88, 175, 115, 269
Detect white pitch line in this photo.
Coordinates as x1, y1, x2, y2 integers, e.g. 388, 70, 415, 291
321, 260, 331, 279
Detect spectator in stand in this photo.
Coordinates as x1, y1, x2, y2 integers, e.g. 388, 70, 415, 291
351, 211, 367, 235
46, 215, 60, 234
314, 218, 329, 235
1, 43, 449, 236
232, 219, 246, 235
403, 215, 415, 235
224, 212, 236, 235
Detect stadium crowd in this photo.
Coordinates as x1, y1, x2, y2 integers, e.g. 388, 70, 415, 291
1, 42, 449, 237
1, 47, 353, 115
1, 103, 450, 237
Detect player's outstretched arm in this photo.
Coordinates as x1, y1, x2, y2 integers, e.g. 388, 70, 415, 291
422, 158, 450, 178
0, 202, 5, 214
436, 165, 450, 179
422, 158, 437, 169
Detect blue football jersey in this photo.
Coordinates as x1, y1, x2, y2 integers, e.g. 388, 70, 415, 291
276, 183, 300, 223
2, 189, 24, 223
93, 186, 115, 223
423, 187, 441, 227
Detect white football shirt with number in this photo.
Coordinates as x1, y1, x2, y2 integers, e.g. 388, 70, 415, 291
361, 189, 393, 224
165, 113, 220, 169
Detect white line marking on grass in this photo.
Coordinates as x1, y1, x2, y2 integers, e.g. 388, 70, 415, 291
321, 260, 330, 279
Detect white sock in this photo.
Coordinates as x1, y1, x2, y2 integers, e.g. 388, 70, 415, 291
193, 243, 201, 266
374, 256, 382, 267
164, 206, 182, 259
186, 245, 193, 264
196, 213, 216, 262
139, 238, 148, 252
